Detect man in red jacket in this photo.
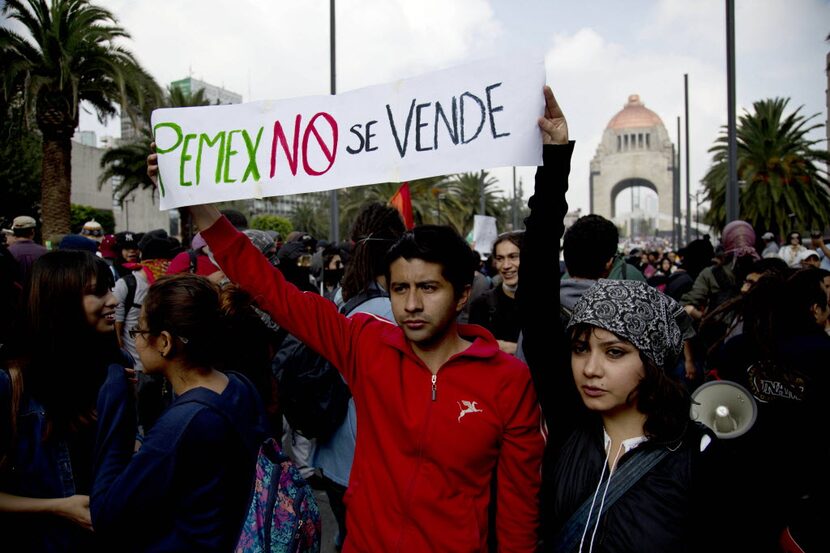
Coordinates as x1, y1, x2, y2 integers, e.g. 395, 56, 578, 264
147, 86, 566, 553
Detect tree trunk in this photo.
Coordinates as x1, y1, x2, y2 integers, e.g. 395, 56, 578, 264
40, 135, 72, 244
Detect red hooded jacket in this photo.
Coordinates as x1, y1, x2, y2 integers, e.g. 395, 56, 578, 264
203, 216, 544, 552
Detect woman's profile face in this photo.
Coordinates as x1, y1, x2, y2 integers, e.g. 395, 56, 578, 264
83, 278, 117, 334
571, 326, 645, 416
133, 312, 160, 373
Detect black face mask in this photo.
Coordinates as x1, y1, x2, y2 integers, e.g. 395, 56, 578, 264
324, 268, 344, 286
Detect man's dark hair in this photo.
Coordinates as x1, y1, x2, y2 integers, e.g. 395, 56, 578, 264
12, 227, 35, 239
782, 267, 828, 336
385, 225, 476, 299
221, 209, 248, 230
563, 214, 618, 279
491, 230, 524, 258
341, 203, 405, 301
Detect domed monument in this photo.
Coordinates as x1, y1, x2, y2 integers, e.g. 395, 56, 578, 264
589, 94, 675, 235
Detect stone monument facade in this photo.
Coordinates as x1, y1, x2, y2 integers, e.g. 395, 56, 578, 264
589, 95, 675, 233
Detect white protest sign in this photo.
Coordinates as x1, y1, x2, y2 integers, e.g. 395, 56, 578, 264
151, 56, 545, 210
473, 215, 499, 255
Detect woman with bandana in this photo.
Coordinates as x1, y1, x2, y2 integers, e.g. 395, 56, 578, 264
519, 87, 732, 552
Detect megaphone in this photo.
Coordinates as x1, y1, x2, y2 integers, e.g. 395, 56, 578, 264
690, 380, 758, 439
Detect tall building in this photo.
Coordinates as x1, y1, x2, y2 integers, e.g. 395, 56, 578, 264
589, 95, 675, 235
169, 77, 242, 106
120, 77, 242, 142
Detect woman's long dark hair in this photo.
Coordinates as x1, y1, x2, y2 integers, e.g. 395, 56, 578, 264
23, 250, 120, 438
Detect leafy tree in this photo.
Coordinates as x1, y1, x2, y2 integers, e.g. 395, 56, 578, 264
702, 97, 830, 236
250, 214, 293, 238
70, 203, 114, 234
0, 118, 42, 224
0, 0, 161, 240
289, 193, 330, 239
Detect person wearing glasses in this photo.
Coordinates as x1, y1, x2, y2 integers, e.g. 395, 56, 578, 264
1, 250, 128, 552
779, 231, 807, 268
89, 274, 269, 552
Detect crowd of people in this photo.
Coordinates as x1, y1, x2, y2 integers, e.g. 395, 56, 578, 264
1, 85, 828, 553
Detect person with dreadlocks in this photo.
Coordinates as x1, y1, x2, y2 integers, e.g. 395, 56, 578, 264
313, 202, 406, 551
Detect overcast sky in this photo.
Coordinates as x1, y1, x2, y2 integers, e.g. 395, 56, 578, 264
7, 0, 830, 218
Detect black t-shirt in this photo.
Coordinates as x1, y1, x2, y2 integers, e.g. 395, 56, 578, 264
468, 286, 521, 342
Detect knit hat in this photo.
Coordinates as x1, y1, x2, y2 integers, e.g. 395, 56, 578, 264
567, 279, 685, 368
243, 229, 276, 255
80, 220, 104, 241
58, 234, 99, 253
243, 229, 279, 266
140, 236, 175, 261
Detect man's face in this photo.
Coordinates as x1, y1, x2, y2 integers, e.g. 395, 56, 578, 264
121, 247, 139, 263
389, 258, 469, 350
803, 255, 820, 269
494, 240, 520, 287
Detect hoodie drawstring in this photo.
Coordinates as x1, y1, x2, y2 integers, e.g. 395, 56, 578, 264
579, 441, 626, 553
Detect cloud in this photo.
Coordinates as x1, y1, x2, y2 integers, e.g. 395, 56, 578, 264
108, 0, 501, 101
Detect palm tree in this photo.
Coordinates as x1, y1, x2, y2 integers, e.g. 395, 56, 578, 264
100, 85, 209, 205
0, 0, 160, 239
446, 170, 505, 235
702, 97, 830, 236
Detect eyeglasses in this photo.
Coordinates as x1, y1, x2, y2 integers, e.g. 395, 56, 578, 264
128, 326, 190, 344
128, 326, 151, 340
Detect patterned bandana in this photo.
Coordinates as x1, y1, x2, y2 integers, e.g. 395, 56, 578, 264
567, 279, 685, 368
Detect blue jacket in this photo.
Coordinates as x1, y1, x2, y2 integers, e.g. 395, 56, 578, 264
91, 365, 268, 552
0, 369, 100, 552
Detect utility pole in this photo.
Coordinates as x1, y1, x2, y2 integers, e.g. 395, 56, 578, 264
328, 0, 339, 243
675, 116, 682, 249
684, 74, 691, 245
725, 0, 739, 223
512, 167, 518, 230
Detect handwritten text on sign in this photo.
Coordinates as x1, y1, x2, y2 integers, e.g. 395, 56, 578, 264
151, 57, 545, 210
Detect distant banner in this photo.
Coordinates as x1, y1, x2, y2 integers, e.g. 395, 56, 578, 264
151, 56, 545, 210
472, 215, 498, 255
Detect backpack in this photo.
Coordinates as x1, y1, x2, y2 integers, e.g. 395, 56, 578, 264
186, 382, 321, 553
234, 438, 321, 553
273, 286, 386, 442
122, 272, 142, 315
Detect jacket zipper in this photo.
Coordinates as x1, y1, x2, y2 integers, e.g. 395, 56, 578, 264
395, 369, 439, 551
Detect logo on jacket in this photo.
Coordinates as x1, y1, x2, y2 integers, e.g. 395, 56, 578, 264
457, 400, 483, 422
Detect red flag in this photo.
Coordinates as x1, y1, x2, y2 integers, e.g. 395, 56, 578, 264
389, 182, 415, 230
